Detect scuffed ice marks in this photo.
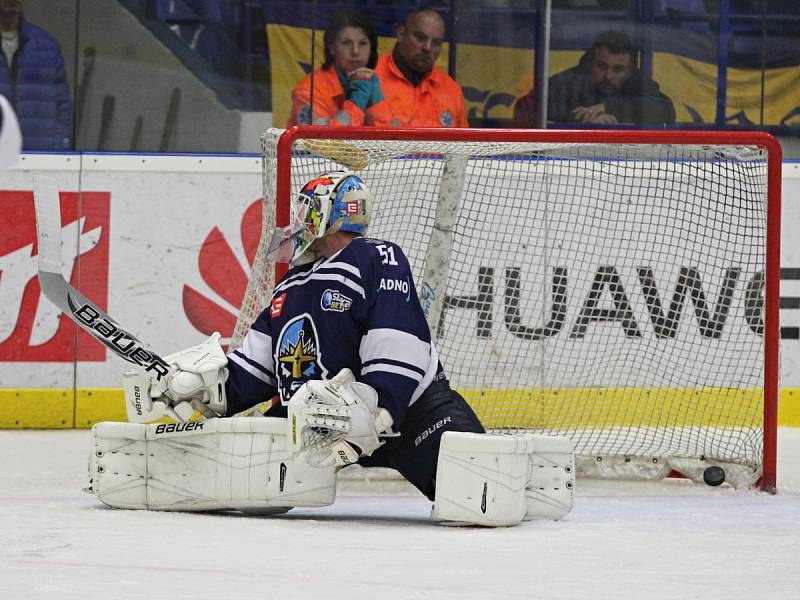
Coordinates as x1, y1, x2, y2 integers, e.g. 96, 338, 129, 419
0, 530, 72, 558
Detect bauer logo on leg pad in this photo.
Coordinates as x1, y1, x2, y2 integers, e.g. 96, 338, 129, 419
153, 421, 205, 435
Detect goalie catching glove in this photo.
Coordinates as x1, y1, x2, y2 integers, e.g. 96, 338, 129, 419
287, 369, 394, 467
122, 332, 228, 423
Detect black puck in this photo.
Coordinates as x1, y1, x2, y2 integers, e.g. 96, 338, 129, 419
703, 465, 725, 487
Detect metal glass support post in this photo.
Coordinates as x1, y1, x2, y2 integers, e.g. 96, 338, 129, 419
715, 0, 732, 128
535, 0, 551, 128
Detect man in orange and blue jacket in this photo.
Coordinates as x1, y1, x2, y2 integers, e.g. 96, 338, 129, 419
371, 8, 467, 128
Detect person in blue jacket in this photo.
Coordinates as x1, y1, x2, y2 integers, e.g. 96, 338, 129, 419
0, 0, 72, 150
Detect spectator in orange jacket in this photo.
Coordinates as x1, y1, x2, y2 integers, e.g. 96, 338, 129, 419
288, 11, 390, 126
371, 8, 467, 128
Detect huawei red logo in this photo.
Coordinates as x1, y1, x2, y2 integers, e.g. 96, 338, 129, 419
0, 190, 110, 361
182, 199, 263, 345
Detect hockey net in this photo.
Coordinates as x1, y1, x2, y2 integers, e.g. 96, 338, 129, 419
233, 127, 781, 490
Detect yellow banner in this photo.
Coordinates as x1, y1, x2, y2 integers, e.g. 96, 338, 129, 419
657, 53, 800, 125
268, 23, 800, 127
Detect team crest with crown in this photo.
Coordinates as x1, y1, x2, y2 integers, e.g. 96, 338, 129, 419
275, 314, 328, 403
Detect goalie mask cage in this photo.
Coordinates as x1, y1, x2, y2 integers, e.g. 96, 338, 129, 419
234, 126, 781, 492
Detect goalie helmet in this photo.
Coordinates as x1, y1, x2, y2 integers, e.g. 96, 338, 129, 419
267, 170, 372, 265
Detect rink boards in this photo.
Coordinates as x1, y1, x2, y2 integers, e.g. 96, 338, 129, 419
0, 154, 799, 427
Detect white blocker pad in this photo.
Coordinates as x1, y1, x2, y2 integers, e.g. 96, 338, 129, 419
433, 432, 575, 527
87, 417, 337, 513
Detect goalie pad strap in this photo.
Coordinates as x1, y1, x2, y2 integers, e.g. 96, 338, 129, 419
524, 434, 575, 521
88, 417, 337, 512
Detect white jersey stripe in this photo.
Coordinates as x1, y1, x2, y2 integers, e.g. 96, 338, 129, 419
272, 269, 309, 290
229, 352, 277, 386
361, 363, 423, 383
410, 344, 439, 405
274, 253, 364, 296
360, 328, 432, 372
319, 260, 361, 278
276, 272, 366, 298
241, 328, 273, 371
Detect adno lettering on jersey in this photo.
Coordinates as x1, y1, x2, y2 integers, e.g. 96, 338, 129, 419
379, 277, 412, 302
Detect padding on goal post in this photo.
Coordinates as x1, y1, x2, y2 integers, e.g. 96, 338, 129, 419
233, 126, 781, 492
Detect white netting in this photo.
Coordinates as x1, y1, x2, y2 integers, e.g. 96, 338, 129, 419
233, 129, 775, 485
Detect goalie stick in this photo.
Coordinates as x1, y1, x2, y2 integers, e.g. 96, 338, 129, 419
32, 176, 184, 423
0, 94, 22, 169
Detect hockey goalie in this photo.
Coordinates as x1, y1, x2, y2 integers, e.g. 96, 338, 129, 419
88, 170, 575, 526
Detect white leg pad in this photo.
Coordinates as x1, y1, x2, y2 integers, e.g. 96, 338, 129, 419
524, 435, 575, 521
432, 432, 530, 527
87, 417, 337, 512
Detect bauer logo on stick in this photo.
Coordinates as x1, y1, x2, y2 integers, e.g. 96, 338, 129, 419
67, 294, 170, 380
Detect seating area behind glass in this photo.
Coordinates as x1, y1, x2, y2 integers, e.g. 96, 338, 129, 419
15, 0, 800, 154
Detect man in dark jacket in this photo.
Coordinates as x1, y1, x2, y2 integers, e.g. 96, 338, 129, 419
0, 0, 72, 150
513, 30, 676, 127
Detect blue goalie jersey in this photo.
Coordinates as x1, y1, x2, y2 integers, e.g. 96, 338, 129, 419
225, 237, 440, 426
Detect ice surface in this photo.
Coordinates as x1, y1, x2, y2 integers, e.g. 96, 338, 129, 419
1, 428, 799, 600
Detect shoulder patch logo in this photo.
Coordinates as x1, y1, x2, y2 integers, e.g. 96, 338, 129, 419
321, 289, 352, 312
270, 292, 287, 318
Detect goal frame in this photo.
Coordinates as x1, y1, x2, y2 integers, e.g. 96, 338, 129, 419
270, 126, 782, 492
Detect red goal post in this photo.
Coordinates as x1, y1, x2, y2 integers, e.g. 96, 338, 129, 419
237, 126, 781, 491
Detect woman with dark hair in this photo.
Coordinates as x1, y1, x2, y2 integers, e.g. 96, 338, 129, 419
288, 11, 389, 126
